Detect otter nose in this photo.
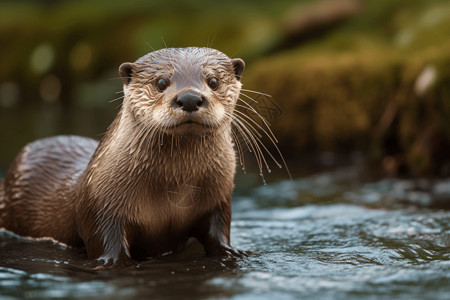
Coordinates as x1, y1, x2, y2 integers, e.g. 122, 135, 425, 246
175, 92, 204, 112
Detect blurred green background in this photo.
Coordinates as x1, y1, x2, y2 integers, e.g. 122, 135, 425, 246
0, 0, 449, 177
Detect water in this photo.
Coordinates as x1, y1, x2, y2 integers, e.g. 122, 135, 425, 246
1, 167, 449, 299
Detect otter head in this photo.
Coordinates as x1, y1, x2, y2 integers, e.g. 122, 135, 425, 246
119, 47, 245, 136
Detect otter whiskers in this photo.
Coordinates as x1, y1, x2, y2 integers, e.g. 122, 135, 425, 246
228, 91, 291, 182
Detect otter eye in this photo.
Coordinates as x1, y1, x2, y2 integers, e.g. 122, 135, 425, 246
208, 77, 219, 91
156, 78, 169, 92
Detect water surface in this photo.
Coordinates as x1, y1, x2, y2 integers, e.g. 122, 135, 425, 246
1, 168, 449, 299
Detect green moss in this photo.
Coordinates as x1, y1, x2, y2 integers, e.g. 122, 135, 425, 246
244, 39, 398, 149
244, 10, 450, 174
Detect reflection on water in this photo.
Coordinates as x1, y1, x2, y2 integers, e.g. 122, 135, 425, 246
1, 168, 449, 299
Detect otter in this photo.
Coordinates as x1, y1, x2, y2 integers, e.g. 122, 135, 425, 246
0, 47, 248, 266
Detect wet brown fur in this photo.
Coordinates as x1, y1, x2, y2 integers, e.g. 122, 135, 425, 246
0, 47, 246, 265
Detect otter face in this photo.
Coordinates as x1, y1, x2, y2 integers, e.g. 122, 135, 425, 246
119, 47, 245, 136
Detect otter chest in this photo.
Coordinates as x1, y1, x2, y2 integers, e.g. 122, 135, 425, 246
126, 183, 210, 257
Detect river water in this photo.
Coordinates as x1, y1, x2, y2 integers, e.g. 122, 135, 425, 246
0, 167, 449, 299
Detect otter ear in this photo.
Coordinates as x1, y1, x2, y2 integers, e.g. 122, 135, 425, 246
232, 58, 245, 81
119, 62, 134, 85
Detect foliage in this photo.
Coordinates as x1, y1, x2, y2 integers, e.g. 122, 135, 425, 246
243, 0, 450, 175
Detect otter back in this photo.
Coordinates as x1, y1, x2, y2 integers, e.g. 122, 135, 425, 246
0, 135, 98, 245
